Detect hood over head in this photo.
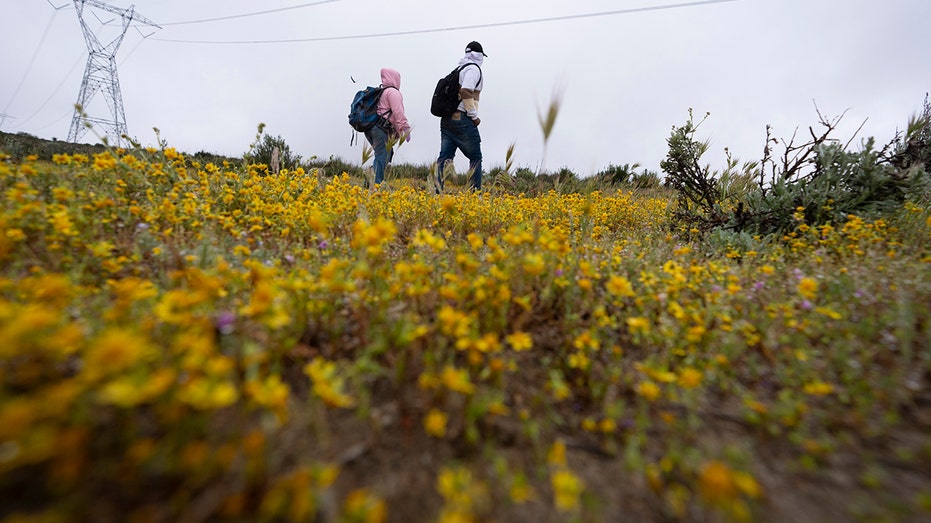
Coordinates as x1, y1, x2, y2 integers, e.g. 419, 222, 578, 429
380, 68, 401, 89
459, 52, 485, 67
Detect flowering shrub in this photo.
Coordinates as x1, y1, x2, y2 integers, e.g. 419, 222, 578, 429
1, 147, 930, 522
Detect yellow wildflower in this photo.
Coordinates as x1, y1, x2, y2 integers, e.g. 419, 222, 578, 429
636, 381, 662, 402
678, 367, 703, 389
98, 377, 148, 408
467, 232, 484, 251
245, 375, 289, 413
798, 277, 818, 300
437, 306, 471, 338
304, 358, 354, 408
626, 316, 651, 334
605, 274, 635, 297
734, 471, 762, 499
343, 489, 387, 523
505, 331, 533, 351
551, 469, 584, 512
815, 306, 842, 320
509, 476, 536, 504
441, 366, 475, 395
424, 408, 448, 438
522, 253, 546, 276
549, 372, 571, 401
698, 460, 739, 503
547, 439, 567, 467
413, 228, 447, 251
803, 380, 834, 396
83, 328, 151, 380
598, 418, 617, 434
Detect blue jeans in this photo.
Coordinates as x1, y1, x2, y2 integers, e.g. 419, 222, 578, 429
364, 124, 393, 185
437, 113, 482, 192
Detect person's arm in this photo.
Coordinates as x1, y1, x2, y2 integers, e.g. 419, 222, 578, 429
459, 68, 482, 125
386, 89, 411, 141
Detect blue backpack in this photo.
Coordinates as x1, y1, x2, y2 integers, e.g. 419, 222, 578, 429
348, 86, 394, 133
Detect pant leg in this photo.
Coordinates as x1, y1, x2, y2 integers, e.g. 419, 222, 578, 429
436, 118, 460, 193
454, 119, 483, 190
437, 116, 484, 192
365, 126, 389, 185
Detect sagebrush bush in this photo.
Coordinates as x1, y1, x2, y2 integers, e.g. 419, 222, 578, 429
743, 138, 930, 235
662, 106, 931, 237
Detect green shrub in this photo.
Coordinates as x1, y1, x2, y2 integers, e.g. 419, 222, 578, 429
660, 110, 729, 231
631, 169, 662, 189
890, 93, 931, 172
245, 132, 302, 172
597, 163, 663, 190
306, 155, 363, 178
597, 163, 640, 185
662, 107, 931, 237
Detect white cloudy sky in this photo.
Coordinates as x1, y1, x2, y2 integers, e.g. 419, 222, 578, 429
2, 0, 929, 177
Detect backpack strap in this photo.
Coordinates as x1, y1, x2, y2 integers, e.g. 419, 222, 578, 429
458, 63, 482, 90
376, 85, 399, 133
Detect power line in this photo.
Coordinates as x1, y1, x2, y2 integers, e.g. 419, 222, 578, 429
2, 9, 60, 115
23, 109, 72, 135
152, 0, 739, 45
12, 52, 84, 130
158, 0, 340, 26
15, 13, 115, 131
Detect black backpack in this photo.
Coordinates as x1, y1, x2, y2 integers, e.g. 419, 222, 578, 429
430, 63, 481, 118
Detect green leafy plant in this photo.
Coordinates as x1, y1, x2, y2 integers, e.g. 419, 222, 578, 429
889, 93, 931, 172
597, 163, 641, 186
663, 105, 931, 237
244, 126, 302, 172
660, 109, 728, 231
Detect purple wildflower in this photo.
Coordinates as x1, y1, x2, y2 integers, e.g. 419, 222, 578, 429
215, 311, 236, 335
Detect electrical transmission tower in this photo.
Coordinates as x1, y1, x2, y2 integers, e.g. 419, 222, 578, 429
0, 114, 15, 131
67, 0, 159, 145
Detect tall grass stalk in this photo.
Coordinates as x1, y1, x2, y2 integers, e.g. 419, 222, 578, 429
536, 86, 564, 178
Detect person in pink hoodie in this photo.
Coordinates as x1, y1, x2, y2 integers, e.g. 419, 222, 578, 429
366, 68, 411, 186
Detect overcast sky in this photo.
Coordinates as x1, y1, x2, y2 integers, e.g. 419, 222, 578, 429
2, 0, 930, 177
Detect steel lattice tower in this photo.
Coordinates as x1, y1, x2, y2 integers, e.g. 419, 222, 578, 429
67, 0, 159, 145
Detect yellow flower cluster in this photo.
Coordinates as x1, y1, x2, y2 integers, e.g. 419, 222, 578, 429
1, 150, 928, 521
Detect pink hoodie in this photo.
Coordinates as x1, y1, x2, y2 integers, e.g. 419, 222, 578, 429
377, 68, 411, 141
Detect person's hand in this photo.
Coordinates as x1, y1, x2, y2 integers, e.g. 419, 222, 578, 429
472, 117, 481, 127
